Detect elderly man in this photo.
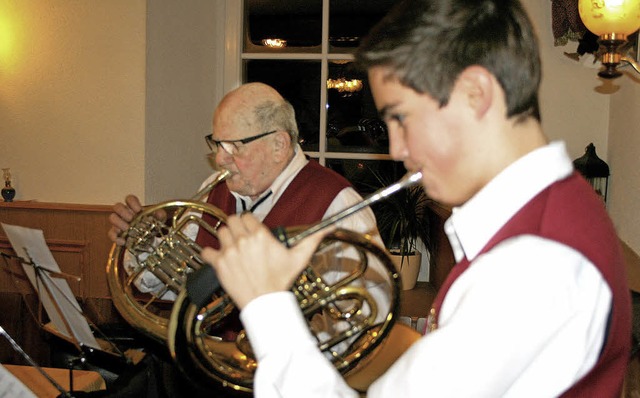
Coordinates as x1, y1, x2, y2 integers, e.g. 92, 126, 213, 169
108, 82, 384, 397
109, 82, 378, 244
109, 82, 381, 312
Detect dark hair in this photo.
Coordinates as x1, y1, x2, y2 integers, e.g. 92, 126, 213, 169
356, 0, 541, 122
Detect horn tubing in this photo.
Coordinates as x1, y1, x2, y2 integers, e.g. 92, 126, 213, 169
285, 171, 422, 246
185, 171, 423, 307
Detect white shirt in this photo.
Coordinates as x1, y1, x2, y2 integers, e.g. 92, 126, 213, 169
240, 141, 612, 398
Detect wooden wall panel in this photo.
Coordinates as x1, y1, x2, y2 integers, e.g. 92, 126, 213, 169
0, 202, 126, 366
0, 202, 114, 298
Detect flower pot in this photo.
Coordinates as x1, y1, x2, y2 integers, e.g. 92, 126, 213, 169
390, 251, 422, 290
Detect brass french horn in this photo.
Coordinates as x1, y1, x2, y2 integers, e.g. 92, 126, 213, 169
106, 170, 231, 342
166, 172, 424, 394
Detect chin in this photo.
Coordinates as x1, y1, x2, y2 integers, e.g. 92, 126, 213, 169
225, 180, 243, 194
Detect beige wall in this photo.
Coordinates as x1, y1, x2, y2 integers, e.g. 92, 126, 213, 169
0, 0, 225, 205
525, 0, 612, 158
0, 0, 146, 204
145, 0, 226, 203
1, 0, 639, 254
609, 77, 640, 253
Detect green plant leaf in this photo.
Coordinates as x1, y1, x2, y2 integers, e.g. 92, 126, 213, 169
364, 166, 432, 261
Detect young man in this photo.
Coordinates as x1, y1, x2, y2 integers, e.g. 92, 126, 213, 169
202, 0, 632, 396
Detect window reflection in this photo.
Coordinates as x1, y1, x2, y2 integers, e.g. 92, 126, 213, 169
245, 60, 321, 152
329, 0, 393, 51
245, 0, 322, 51
327, 61, 388, 154
242, 0, 396, 159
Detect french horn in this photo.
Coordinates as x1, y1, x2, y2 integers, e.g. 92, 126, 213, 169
167, 172, 424, 394
106, 170, 230, 342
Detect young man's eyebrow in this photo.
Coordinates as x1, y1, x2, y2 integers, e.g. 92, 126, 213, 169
377, 103, 399, 119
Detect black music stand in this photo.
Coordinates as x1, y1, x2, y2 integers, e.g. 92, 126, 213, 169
0, 325, 71, 397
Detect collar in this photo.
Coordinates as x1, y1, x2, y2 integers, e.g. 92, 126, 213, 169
444, 141, 574, 262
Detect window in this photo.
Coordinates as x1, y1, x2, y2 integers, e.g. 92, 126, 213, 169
223, 0, 404, 195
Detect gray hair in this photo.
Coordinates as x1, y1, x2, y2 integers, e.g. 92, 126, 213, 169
254, 99, 300, 144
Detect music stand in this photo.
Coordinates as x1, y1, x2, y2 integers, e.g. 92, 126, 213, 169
0, 325, 70, 398
0, 223, 129, 382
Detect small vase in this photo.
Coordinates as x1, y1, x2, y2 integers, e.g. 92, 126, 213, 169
1, 184, 15, 202
2, 168, 16, 202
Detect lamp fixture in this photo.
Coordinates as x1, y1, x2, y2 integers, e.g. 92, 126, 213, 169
261, 38, 287, 48
573, 143, 610, 203
578, 0, 640, 79
326, 78, 363, 93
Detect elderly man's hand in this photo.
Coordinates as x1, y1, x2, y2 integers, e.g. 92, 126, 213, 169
201, 213, 328, 310
107, 195, 145, 246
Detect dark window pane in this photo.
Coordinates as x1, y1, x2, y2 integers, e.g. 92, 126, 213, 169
245, 0, 322, 51
327, 61, 388, 154
244, 60, 321, 152
329, 0, 394, 51
325, 159, 406, 197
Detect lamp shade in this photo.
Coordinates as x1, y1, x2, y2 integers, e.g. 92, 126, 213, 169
578, 0, 640, 37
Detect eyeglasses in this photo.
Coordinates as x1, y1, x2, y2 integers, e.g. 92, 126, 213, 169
205, 130, 278, 156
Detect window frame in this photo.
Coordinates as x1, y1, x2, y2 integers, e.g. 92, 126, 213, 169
221, 0, 393, 166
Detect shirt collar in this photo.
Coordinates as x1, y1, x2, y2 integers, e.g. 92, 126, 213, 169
445, 141, 574, 262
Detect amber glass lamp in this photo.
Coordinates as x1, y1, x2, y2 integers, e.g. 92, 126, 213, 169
578, 0, 640, 78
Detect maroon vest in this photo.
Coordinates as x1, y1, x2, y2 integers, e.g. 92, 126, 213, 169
428, 172, 631, 396
196, 159, 351, 248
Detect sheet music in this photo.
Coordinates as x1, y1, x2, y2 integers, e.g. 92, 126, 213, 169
0, 364, 37, 398
1, 223, 101, 350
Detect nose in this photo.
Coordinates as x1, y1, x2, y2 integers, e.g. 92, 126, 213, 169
215, 149, 233, 167
388, 127, 409, 161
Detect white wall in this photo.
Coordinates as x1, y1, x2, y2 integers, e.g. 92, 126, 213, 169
145, 0, 226, 203
608, 74, 640, 252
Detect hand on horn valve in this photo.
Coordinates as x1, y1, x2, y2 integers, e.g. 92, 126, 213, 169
200, 212, 327, 310
108, 194, 166, 246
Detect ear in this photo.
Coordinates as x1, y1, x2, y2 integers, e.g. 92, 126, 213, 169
456, 66, 494, 119
271, 131, 291, 161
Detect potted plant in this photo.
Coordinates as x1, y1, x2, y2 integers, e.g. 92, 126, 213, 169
365, 165, 432, 290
